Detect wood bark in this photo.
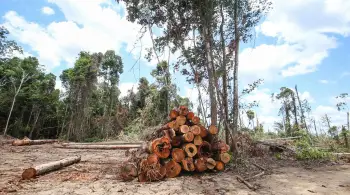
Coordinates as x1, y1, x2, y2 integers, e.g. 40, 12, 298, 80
195, 158, 207, 172
55, 144, 142, 150
183, 143, 197, 157
295, 85, 308, 131
197, 141, 213, 158
12, 139, 58, 146
171, 148, 185, 162
181, 157, 195, 172
22, 156, 81, 179
199, 125, 208, 138
190, 125, 201, 135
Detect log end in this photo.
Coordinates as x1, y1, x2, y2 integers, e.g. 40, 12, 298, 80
192, 116, 200, 125
22, 168, 36, 180
215, 161, 225, 171
209, 125, 218, 135
183, 132, 194, 142
206, 158, 216, 170
172, 148, 185, 163
183, 143, 198, 158
190, 125, 201, 136
165, 160, 182, 178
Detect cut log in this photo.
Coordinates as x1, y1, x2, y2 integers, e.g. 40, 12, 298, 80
183, 132, 194, 142
237, 175, 257, 190
216, 152, 231, 164
194, 135, 203, 146
208, 125, 218, 135
54, 144, 142, 150
212, 141, 230, 153
12, 139, 58, 146
171, 136, 183, 147
199, 125, 208, 138
194, 158, 207, 172
190, 125, 201, 135
22, 156, 81, 179
164, 160, 182, 178
146, 163, 166, 181
61, 141, 144, 146
215, 161, 225, 171
176, 116, 187, 126
179, 105, 189, 116
168, 128, 176, 139
147, 154, 159, 165
169, 109, 179, 120
120, 163, 138, 181
197, 141, 212, 158
171, 148, 185, 162
181, 157, 195, 172
180, 125, 190, 134
187, 112, 195, 120
151, 137, 171, 159
206, 158, 216, 169
183, 143, 198, 158
167, 121, 177, 129
192, 116, 200, 125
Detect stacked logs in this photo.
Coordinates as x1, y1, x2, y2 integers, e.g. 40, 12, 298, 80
121, 106, 231, 182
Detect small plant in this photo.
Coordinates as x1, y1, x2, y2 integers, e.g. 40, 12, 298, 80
274, 153, 281, 160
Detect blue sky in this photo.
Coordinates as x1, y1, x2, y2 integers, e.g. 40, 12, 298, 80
1, 0, 349, 132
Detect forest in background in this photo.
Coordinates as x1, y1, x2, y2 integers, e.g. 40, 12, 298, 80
1, 0, 349, 155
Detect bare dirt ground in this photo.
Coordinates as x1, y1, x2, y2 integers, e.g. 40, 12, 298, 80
1, 143, 350, 195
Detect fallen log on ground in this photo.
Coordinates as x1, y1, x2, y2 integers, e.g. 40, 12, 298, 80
22, 156, 81, 179
237, 175, 257, 191
61, 141, 144, 146
54, 144, 142, 150
12, 139, 58, 146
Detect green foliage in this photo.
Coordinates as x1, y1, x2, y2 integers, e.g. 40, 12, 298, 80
295, 129, 332, 160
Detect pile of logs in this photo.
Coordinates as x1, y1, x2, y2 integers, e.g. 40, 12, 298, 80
121, 106, 231, 182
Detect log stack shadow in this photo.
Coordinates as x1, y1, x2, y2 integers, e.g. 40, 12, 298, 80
120, 105, 231, 182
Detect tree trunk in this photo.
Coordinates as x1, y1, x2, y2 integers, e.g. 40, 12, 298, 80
209, 125, 218, 135
164, 160, 181, 178
54, 144, 142, 150
291, 93, 299, 127
232, 0, 240, 146
3, 75, 26, 136
12, 139, 58, 146
325, 114, 331, 129
194, 158, 207, 172
29, 109, 40, 139
22, 156, 81, 179
295, 85, 308, 131
347, 112, 349, 131
190, 125, 201, 135
171, 148, 185, 162
215, 161, 225, 171
313, 119, 318, 137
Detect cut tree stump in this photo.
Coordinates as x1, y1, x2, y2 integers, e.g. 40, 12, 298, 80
208, 125, 218, 135
164, 160, 181, 178
194, 135, 203, 146
183, 143, 197, 157
205, 158, 216, 169
215, 161, 225, 171
190, 125, 201, 135
195, 158, 207, 172
176, 116, 187, 126
12, 139, 58, 146
172, 148, 185, 162
180, 125, 190, 134
181, 157, 195, 172
197, 141, 212, 158
55, 144, 142, 150
183, 132, 194, 142
192, 116, 200, 125
22, 156, 81, 179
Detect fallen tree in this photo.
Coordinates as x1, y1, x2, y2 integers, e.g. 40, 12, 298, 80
55, 144, 142, 150
12, 139, 58, 146
22, 156, 81, 179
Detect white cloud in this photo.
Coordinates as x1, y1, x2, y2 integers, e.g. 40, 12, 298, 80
1, 1, 157, 72
300, 91, 315, 103
119, 82, 138, 97
311, 105, 348, 129
41, 6, 55, 15
319, 79, 329, 84
241, 0, 350, 80
341, 71, 350, 78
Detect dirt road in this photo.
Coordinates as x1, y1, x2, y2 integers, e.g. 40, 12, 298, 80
1, 144, 349, 195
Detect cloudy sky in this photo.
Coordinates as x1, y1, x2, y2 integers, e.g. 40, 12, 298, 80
1, 0, 349, 132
